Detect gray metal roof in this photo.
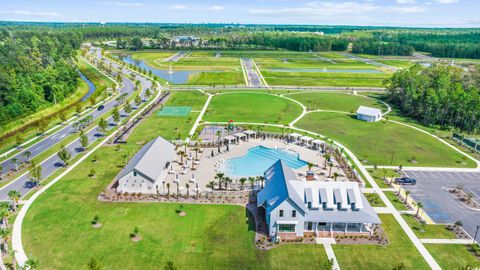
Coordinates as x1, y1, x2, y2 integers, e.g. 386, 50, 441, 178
356, 106, 382, 116
258, 161, 381, 224
257, 160, 306, 214
118, 136, 176, 183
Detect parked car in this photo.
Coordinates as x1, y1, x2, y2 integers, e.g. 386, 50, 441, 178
97, 105, 105, 111
395, 177, 417, 185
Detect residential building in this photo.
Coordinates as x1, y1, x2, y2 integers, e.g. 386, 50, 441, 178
115, 136, 176, 194
356, 106, 382, 122
257, 160, 381, 241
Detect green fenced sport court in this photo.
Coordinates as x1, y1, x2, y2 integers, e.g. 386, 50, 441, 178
157, 106, 192, 116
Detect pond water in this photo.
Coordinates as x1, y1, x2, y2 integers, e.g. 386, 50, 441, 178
121, 55, 205, 84
269, 68, 383, 74
79, 72, 96, 101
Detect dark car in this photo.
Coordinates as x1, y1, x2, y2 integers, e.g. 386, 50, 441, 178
97, 105, 105, 111
395, 177, 417, 185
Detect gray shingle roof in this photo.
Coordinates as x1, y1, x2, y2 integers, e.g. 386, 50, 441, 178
117, 136, 176, 183
356, 106, 382, 116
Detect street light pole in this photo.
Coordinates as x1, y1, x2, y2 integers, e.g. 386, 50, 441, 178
473, 225, 479, 245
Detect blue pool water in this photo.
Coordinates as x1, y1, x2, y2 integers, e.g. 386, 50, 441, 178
222, 146, 307, 177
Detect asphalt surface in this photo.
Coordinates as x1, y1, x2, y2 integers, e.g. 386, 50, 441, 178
165, 51, 187, 62
404, 170, 480, 237
242, 58, 263, 87
342, 53, 398, 72
0, 47, 153, 200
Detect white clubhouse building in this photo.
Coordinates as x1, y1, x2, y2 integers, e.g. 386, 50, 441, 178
115, 136, 176, 194
258, 160, 381, 241
356, 106, 382, 122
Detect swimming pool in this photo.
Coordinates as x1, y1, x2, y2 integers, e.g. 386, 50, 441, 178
221, 146, 307, 177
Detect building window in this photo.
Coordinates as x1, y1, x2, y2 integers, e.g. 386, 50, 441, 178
292, 210, 296, 218
133, 171, 137, 177
307, 222, 313, 231
307, 202, 312, 209
278, 224, 295, 232
279, 210, 284, 217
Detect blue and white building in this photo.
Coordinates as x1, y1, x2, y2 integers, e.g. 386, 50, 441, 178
257, 160, 381, 241
356, 106, 382, 122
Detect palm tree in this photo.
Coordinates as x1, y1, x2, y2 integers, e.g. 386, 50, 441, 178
404, 190, 410, 204
333, 172, 339, 181
206, 181, 216, 190
248, 177, 255, 190
0, 208, 9, 229
23, 151, 32, 163
10, 250, 16, 270
324, 153, 331, 169
327, 162, 334, 178
257, 175, 265, 189
0, 228, 9, 256
239, 178, 246, 190
11, 158, 19, 171
224, 177, 232, 190
416, 201, 424, 217
177, 151, 185, 165
307, 162, 314, 172
215, 173, 224, 190
382, 168, 388, 182
98, 118, 108, 135
80, 131, 89, 151
8, 190, 21, 212
24, 258, 39, 270
112, 106, 121, 125
29, 163, 42, 187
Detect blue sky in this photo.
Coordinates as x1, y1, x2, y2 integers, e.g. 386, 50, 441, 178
1, 0, 479, 27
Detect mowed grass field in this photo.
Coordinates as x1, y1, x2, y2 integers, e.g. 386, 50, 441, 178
287, 92, 388, 112
256, 58, 379, 70
204, 92, 303, 124
334, 215, 430, 269
22, 91, 333, 270
296, 112, 475, 167
262, 71, 388, 87
426, 244, 480, 269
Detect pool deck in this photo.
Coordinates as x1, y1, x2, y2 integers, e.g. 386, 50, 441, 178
163, 138, 349, 194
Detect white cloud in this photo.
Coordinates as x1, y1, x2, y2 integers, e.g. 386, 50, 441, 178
0, 10, 65, 18
168, 4, 187, 10
249, 1, 379, 17
396, 0, 416, 4
207, 5, 224, 11
434, 0, 459, 3
388, 5, 426, 14
95, 1, 144, 7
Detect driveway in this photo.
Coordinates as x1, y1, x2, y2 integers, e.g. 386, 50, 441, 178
404, 170, 480, 238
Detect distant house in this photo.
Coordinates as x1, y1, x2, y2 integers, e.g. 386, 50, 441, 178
172, 36, 200, 47
116, 136, 176, 194
356, 106, 382, 122
257, 160, 381, 242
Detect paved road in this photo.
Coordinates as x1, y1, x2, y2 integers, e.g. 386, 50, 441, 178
404, 170, 480, 237
342, 53, 398, 72
242, 58, 263, 87
165, 51, 188, 62
0, 46, 154, 200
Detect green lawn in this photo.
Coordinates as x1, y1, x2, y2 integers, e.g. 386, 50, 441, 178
295, 112, 475, 167
384, 191, 408, 211
187, 71, 245, 85
287, 92, 387, 113
333, 214, 430, 269
367, 168, 399, 189
22, 91, 334, 270
426, 244, 480, 269
165, 90, 208, 110
204, 92, 303, 124
256, 58, 378, 70
376, 60, 416, 69
364, 193, 386, 207
402, 214, 456, 239
262, 71, 388, 87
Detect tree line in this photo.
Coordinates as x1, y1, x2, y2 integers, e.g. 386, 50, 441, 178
0, 30, 82, 126
385, 64, 480, 133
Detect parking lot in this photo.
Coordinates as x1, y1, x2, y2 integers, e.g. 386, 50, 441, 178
404, 170, 480, 237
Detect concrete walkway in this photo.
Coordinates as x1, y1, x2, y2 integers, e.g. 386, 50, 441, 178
323, 242, 340, 270
420, 239, 474, 244
187, 91, 212, 142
